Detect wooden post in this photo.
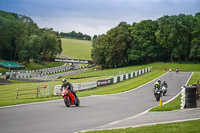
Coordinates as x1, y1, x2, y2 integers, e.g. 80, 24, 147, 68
37, 87, 38, 99
197, 81, 199, 99
16, 88, 18, 99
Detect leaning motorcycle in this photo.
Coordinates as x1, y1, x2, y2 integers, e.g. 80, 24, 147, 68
161, 85, 167, 96
60, 87, 80, 107
154, 87, 162, 101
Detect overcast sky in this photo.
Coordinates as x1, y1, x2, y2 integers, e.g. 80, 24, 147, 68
0, 0, 200, 36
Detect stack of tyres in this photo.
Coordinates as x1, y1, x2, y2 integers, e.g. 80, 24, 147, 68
185, 86, 197, 108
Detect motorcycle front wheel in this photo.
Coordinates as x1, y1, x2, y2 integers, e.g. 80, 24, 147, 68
64, 97, 71, 107
75, 98, 80, 106
155, 94, 160, 101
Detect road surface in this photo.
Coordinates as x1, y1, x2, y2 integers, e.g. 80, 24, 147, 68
0, 72, 192, 133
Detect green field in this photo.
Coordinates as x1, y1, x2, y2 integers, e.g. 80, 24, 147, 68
61, 38, 92, 60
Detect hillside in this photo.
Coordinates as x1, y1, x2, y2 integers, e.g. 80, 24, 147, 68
61, 38, 92, 60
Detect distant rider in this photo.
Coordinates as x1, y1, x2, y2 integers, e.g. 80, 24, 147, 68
176, 67, 179, 74
61, 78, 77, 99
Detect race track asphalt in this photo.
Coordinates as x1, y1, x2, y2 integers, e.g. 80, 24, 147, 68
0, 72, 192, 133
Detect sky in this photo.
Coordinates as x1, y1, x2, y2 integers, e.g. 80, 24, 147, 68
0, 0, 200, 36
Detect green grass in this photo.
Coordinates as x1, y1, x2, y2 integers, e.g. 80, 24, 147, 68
85, 119, 200, 133
150, 95, 181, 111
150, 62, 200, 72
61, 38, 92, 60
187, 72, 200, 85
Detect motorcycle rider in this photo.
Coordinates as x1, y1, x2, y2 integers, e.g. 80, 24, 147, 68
162, 81, 168, 88
176, 67, 179, 73
153, 82, 161, 92
158, 79, 162, 86
61, 78, 78, 99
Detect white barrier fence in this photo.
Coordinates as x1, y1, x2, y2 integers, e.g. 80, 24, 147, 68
181, 86, 186, 109
54, 81, 97, 96
54, 67, 152, 96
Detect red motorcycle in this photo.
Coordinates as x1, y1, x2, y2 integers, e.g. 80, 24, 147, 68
60, 87, 80, 107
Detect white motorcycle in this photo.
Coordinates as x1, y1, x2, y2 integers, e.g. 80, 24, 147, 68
161, 85, 167, 96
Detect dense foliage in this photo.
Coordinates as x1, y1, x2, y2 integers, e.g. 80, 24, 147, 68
60, 31, 91, 41
0, 10, 62, 64
92, 13, 200, 68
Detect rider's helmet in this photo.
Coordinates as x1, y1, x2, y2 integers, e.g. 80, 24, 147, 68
62, 78, 67, 84
155, 82, 159, 85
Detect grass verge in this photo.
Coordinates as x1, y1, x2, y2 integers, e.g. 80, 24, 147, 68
85, 119, 200, 133
149, 95, 181, 111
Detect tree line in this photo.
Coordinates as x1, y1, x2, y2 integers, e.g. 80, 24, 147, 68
60, 31, 91, 41
0, 10, 62, 64
91, 13, 200, 68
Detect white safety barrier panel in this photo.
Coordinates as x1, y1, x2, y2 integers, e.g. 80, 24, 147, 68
181, 86, 186, 109
79, 81, 97, 91
120, 75, 123, 82
73, 83, 80, 91
126, 74, 128, 80
113, 77, 117, 84
54, 85, 61, 96
138, 70, 141, 75
135, 71, 138, 77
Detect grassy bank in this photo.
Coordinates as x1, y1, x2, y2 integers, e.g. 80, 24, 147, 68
61, 38, 92, 60
85, 119, 200, 133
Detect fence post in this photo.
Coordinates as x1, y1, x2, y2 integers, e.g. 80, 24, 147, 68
37, 87, 38, 98
16, 88, 18, 99
197, 81, 199, 99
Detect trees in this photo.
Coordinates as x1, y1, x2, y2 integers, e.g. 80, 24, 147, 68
128, 20, 158, 63
91, 13, 199, 68
60, 31, 91, 40
0, 10, 62, 64
190, 12, 200, 61
156, 15, 193, 63
91, 22, 132, 68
